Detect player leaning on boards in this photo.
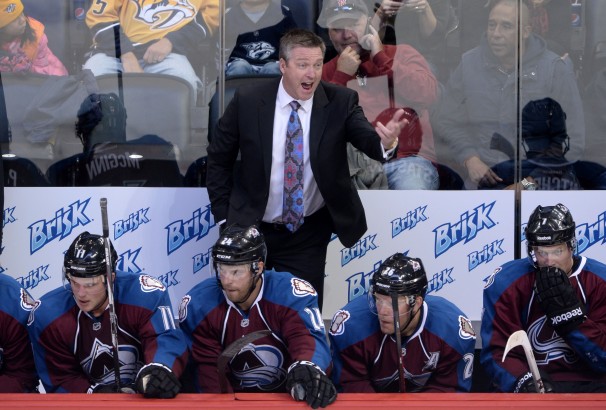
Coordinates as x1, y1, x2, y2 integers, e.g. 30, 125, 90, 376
179, 225, 337, 408
329, 253, 476, 392
27, 231, 188, 397
481, 203, 606, 392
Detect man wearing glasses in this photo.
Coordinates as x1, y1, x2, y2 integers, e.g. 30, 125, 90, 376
482, 203, 606, 392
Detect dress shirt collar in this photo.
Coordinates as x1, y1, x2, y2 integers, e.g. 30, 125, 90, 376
278, 78, 313, 113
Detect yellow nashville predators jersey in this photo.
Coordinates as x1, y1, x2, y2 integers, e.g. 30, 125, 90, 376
86, 0, 219, 44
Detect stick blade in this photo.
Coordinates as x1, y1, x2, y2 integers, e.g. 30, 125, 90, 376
503, 330, 530, 362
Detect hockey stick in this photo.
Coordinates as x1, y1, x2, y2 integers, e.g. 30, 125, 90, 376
217, 330, 272, 393
391, 293, 406, 393
100, 198, 122, 390
502, 329, 545, 393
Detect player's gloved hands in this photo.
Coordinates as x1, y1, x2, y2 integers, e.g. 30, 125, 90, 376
135, 363, 181, 398
534, 266, 586, 334
88, 383, 136, 394
514, 370, 555, 393
285, 360, 337, 409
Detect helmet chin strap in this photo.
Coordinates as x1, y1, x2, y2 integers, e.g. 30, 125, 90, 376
234, 265, 263, 306
396, 296, 420, 337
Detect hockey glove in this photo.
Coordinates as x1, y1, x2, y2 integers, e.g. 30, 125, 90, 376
135, 363, 181, 398
285, 361, 337, 409
514, 370, 555, 393
534, 266, 586, 335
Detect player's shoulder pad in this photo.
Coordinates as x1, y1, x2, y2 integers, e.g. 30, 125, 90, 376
582, 256, 606, 282
483, 258, 531, 292
30, 286, 75, 327
179, 276, 224, 325
263, 270, 318, 305
328, 295, 378, 347
424, 295, 476, 350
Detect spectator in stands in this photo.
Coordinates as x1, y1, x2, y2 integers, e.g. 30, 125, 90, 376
83, 0, 219, 95
319, 0, 440, 190
434, 0, 584, 189
221, 0, 297, 77
481, 203, 606, 392
46, 93, 182, 187
329, 253, 475, 392
526, 0, 572, 58
0, 0, 67, 75
369, 0, 455, 77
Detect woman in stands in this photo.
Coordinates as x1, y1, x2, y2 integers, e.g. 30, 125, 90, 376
0, 0, 67, 75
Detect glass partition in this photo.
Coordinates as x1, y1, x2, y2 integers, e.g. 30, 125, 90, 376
0, 0, 603, 239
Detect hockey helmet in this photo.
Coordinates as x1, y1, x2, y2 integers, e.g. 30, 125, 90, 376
370, 253, 428, 299
525, 203, 576, 265
212, 225, 266, 274
64, 231, 117, 279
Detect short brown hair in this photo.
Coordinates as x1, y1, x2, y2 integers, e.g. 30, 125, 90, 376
279, 28, 326, 61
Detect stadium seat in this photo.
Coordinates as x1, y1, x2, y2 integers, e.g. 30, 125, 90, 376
51, 135, 183, 187
86, 73, 198, 163
2, 154, 50, 186
0, 72, 56, 163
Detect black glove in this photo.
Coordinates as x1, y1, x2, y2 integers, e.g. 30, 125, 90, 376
135, 363, 181, 398
89, 383, 136, 394
534, 266, 586, 334
514, 370, 555, 393
285, 361, 337, 409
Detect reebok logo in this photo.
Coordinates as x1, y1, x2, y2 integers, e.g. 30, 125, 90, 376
536, 235, 552, 241
551, 307, 583, 325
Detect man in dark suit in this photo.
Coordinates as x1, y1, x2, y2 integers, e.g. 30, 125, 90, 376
207, 28, 405, 309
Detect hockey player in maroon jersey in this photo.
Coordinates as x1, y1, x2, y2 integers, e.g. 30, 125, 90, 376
27, 232, 187, 396
180, 225, 337, 408
482, 203, 606, 392
329, 253, 476, 392
0, 272, 39, 392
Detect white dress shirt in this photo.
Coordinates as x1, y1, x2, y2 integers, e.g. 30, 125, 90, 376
262, 79, 324, 223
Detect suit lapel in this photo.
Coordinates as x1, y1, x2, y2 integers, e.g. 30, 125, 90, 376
310, 83, 329, 161
258, 79, 280, 181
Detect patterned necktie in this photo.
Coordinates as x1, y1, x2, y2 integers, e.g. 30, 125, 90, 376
282, 100, 304, 232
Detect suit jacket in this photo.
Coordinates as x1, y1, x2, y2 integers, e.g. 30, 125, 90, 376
206, 78, 386, 248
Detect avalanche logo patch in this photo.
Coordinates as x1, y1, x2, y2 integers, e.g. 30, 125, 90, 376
178, 295, 191, 322
20, 288, 39, 311
329, 309, 350, 336
139, 274, 166, 292
458, 316, 476, 340
483, 266, 502, 289
291, 278, 317, 297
